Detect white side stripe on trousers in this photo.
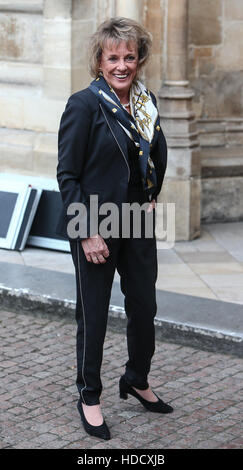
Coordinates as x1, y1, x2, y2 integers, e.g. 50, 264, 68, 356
76, 241, 87, 405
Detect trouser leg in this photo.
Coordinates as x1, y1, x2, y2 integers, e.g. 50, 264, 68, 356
70, 239, 117, 405
116, 234, 158, 390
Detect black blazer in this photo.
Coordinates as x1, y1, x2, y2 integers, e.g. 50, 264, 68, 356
56, 87, 167, 240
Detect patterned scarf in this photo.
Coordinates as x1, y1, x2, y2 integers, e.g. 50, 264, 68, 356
89, 76, 160, 196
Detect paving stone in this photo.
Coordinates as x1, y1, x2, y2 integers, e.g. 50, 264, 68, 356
0, 309, 242, 449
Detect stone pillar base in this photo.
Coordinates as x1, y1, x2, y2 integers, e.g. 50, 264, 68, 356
158, 84, 201, 241
157, 177, 201, 241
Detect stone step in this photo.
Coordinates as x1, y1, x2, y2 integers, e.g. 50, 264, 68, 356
0, 261, 242, 357
201, 146, 243, 177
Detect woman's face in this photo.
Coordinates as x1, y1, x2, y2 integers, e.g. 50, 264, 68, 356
99, 40, 139, 99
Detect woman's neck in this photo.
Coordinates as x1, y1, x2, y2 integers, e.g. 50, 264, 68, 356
115, 90, 130, 105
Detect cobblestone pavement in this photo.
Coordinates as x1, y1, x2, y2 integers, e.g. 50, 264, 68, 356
0, 309, 242, 450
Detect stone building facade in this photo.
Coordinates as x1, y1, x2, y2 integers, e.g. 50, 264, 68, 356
0, 0, 242, 240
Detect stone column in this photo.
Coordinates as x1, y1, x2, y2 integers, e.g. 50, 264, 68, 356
43, 0, 96, 100
158, 0, 201, 241
116, 0, 141, 21
43, 0, 72, 100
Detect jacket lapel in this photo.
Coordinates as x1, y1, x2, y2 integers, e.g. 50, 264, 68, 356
99, 104, 129, 167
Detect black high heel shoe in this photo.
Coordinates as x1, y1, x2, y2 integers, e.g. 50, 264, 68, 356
77, 399, 111, 440
119, 376, 173, 414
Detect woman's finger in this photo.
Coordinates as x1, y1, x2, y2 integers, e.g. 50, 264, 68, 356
91, 254, 99, 264
97, 254, 107, 263
82, 235, 109, 262
147, 199, 156, 213
103, 248, 110, 258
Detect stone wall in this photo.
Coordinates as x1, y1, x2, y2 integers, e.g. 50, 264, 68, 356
188, 0, 243, 147
0, 0, 99, 179
186, 0, 243, 222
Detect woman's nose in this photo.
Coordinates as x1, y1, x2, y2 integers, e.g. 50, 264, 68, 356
116, 59, 127, 70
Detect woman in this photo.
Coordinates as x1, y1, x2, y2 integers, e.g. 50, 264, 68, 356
56, 17, 173, 441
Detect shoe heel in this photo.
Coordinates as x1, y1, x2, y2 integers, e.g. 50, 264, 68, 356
120, 389, 128, 400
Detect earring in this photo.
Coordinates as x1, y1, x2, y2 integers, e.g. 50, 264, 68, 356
98, 69, 103, 77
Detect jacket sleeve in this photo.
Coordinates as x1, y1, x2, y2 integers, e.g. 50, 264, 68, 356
150, 91, 168, 199
56, 93, 94, 240
57, 93, 91, 211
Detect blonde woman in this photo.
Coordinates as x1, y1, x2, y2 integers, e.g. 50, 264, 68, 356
56, 17, 173, 441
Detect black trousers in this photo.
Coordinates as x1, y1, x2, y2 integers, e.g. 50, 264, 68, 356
69, 195, 158, 405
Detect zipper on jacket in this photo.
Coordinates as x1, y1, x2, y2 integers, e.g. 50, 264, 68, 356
99, 103, 130, 182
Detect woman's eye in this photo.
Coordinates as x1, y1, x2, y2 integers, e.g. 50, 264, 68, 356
107, 56, 136, 62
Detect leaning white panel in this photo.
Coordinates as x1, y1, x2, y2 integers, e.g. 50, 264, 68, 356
0, 174, 70, 252
0, 179, 41, 250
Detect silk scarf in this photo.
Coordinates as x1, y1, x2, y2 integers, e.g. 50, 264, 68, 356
89, 76, 160, 196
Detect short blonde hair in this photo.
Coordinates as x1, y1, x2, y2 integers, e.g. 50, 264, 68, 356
89, 17, 152, 78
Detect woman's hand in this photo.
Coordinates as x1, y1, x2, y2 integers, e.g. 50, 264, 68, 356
147, 199, 156, 213
81, 234, 110, 264
81, 200, 155, 262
